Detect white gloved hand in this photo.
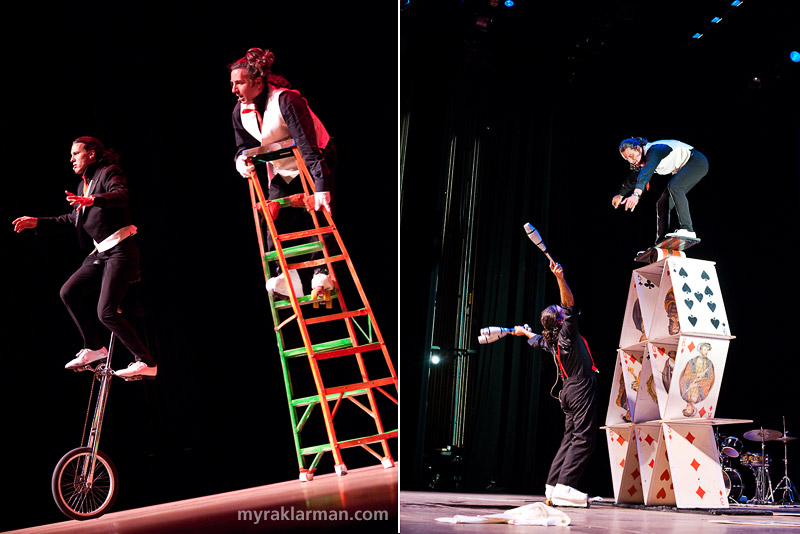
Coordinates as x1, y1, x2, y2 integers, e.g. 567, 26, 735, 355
235, 154, 255, 178
314, 191, 331, 213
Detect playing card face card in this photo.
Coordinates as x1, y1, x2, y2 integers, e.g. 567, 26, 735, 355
620, 263, 665, 348
663, 336, 730, 420
606, 349, 643, 425
605, 426, 644, 504
650, 258, 732, 338
662, 423, 728, 508
632, 350, 660, 423
606, 351, 632, 425
647, 340, 680, 420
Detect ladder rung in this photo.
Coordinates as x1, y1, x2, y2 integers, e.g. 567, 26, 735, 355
299, 430, 398, 456
282, 338, 353, 359
286, 256, 345, 271
304, 308, 369, 326
290, 388, 370, 408
242, 139, 297, 161
277, 227, 335, 242
313, 342, 384, 361
264, 242, 323, 261
272, 291, 339, 310
324, 377, 396, 396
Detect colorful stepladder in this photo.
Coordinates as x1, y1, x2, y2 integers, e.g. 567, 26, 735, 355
242, 140, 398, 481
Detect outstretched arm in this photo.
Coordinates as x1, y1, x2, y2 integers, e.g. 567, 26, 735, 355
550, 260, 575, 307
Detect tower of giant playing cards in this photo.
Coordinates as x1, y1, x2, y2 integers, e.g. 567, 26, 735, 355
603, 248, 746, 508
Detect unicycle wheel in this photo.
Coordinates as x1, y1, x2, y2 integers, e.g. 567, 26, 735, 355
51, 446, 119, 520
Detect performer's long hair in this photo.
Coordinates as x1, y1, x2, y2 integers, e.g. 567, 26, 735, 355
73, 136, 120, 166
540, 305, 563, 347
619, 137, 649, 170
228, 47, 292, 89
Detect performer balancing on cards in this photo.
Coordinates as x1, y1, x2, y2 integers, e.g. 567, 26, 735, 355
512, 260, 599, 507
611, 137, 709, 243
12, 137, 157, 379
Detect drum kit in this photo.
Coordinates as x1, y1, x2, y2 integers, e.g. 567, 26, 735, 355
716, 417, 800, 505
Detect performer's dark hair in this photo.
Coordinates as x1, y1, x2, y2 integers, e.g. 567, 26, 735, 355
540, 305, 563, 347
619, 137, 649, 170
73, 136, 120, 165
228, 47, 275, 83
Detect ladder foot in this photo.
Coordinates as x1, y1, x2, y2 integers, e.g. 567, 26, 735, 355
299, 469, 314, 482
334, 464, 348, 476
381, 457, 395, 469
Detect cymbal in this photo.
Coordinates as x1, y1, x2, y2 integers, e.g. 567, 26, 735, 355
776, 436, 799, 443
743, 429, 783, 442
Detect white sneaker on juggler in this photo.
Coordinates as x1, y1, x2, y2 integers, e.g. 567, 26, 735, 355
550, 483, 588, 507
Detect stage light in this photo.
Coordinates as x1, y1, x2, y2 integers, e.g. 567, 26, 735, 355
692, 33, 703, 39
791, 51, 800, 63
710, 16, 721, 23
504, 0, 515, 6
431, 354, 441, 365
731, 0, 741, 6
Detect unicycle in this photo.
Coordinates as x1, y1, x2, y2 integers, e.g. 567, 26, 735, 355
51, 334, 121, 520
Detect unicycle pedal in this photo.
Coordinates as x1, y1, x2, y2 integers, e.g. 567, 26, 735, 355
118, 374, 156, 382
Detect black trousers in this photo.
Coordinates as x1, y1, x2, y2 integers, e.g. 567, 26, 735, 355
261, 144, 337, 292
655, 150, 709, 239
59, 238, 154, 366
547, 372, 598, 488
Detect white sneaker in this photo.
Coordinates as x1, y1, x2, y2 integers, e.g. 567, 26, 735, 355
545, 484, 554, 504
310, 272, 334, 298
666, 229, 697, 239
550, 483, 588, 507
65, 347, 108, 370
114, 361, 158, 379
265, 269, 303, 299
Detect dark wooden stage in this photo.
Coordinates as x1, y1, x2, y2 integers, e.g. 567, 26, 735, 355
3, 464, 397, 534
400, 490, 800, 533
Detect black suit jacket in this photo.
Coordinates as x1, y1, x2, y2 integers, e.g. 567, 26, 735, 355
37, 162, 134, 252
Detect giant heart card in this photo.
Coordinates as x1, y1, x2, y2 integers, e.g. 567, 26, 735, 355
647, 340, 680, 420
662, 336, 730, 421
632, 349, 660, 423
606, 350, 633, 425
606, 349, 645, 424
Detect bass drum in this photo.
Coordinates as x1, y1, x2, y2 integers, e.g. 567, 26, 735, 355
722, 467, 745, 503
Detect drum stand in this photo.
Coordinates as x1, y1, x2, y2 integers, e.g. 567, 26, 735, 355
748, 429, 774, 505
774, 418, 799, 505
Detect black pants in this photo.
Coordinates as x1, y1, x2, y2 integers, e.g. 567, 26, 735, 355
261, 144, 337, 292
59, 238, 154, 366
655, 150, 709, 239
547, 373, 598, 489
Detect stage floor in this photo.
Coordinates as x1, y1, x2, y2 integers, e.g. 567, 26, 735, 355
4, 464, 398, 534
400, 490, 800, 533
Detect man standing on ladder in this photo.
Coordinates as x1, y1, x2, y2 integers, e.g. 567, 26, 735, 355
12, 136, 157, 379
512, 260, 599, 507
229, 47, 337, 298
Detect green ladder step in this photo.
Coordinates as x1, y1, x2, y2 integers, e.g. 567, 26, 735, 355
272, 291, 339, 310
281, 338, 353, 359
300, 430, 399, 456
290, 388, 371, 408
264, 241, 323, 262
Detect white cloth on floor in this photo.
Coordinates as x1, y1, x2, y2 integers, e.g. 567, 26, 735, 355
435, 502, 571, 526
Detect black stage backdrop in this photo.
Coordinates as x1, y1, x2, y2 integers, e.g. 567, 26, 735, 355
402, 0, 800, 499
0, 2, 397, 531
